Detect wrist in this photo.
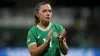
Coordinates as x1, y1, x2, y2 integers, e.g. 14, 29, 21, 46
60, 39, 66, 43
59, 39, 63, 43
60, 41, 63, 44
59, 39, 66, 45
46, 40, 50, 44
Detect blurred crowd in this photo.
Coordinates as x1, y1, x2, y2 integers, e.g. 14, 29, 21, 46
66, 8, 100, 48
0, 7, 100, 48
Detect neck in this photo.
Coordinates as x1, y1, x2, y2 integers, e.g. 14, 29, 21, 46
38, 21, 50, 29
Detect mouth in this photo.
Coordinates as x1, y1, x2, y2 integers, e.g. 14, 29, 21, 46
45, 17, 50, 19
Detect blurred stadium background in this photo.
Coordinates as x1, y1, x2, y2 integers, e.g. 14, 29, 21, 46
0, 0, 100, 56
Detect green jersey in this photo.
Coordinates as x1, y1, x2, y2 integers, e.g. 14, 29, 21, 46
27, 23, 64, 56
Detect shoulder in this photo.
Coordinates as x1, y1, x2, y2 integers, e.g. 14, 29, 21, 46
52, 23, 63, 28
52, 23, 64, 32
30, 25, 37, 31
28, 25, 37, 34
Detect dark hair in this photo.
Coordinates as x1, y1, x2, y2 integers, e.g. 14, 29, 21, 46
34, 2, 50, 24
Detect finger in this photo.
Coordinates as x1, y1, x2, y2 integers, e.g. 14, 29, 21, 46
59, 35, 64, 42
60, 29, 66, 34
63, 29, 67, 33
59, 33, 63, 39
51, 28, 54, 31
60, 33, 64, 39
48, 28, 54, 41
64, 31, 67, 35
63, 32, 67, 40
63, 29, 67, 36
48, 28, 54, 37
59, 33, 66, 42
50, 28, 54, 32
59, 35, 62, 41
61, 32, 66, 38
59, 29, 66, 38
50, 28, 54, 34
64, 31, 67, 38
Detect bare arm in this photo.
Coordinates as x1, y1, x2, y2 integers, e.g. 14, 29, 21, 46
59, 39, 68, 55
29, 40, 50, 56
59, 30, 68, 55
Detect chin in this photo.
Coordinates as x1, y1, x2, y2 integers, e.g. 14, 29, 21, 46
44, 20, 50, 24
45, 19, 50, 22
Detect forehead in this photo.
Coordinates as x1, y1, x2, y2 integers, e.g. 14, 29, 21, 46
39, 4, 52, 10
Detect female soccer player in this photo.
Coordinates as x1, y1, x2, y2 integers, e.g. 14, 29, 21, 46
27, 2, 68, 56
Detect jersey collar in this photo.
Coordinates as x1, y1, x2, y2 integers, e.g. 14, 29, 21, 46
37, 22, 51, 31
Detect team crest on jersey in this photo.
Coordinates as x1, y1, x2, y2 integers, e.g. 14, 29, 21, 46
53, 32, 58, 37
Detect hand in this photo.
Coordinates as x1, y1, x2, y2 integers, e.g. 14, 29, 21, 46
48, 28, 54, 41
59, 29, 67, 42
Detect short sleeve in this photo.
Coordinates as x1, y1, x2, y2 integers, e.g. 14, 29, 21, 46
57, 24, 64, 33
59, 25, 64, 32
27, 30, 36, 47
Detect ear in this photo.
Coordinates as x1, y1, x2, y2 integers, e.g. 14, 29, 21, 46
36, 12, 39, 17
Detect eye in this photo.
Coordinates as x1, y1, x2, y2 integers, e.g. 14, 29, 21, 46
49, 10, 52, 13
42, 10, 47, 12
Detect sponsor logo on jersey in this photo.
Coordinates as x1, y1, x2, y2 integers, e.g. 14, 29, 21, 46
53, 32, 58, 37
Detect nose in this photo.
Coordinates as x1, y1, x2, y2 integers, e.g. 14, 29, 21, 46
46, 12, 50, 16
